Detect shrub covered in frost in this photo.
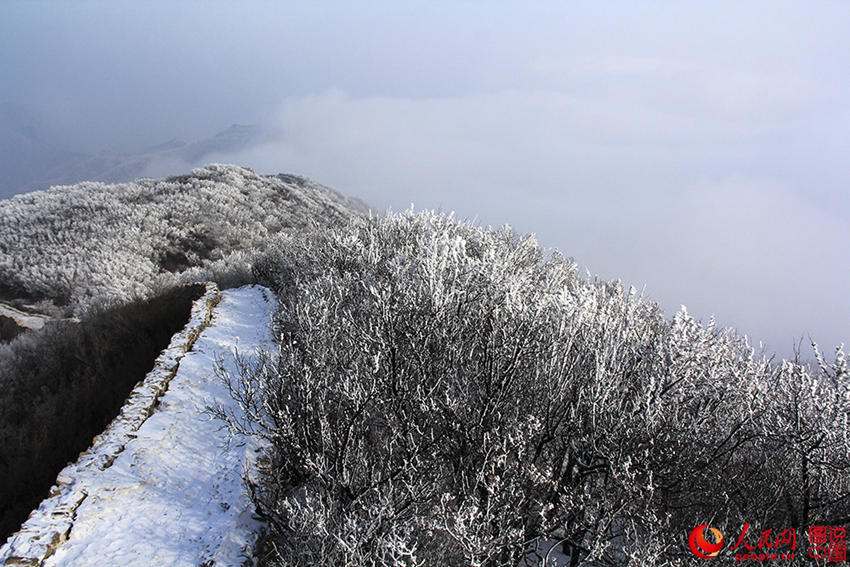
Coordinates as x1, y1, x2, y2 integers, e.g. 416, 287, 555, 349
223, 211, 850, 566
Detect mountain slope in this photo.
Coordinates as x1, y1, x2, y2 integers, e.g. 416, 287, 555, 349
0, 164, 368, 315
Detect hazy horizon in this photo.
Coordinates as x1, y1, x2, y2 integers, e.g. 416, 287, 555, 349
2, 1, 849, 356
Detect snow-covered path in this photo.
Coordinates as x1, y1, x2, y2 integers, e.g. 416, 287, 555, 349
41, 286, 274, 567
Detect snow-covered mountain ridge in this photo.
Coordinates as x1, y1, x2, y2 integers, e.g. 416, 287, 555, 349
0, 164, 368, 316
0, 166, 367, 553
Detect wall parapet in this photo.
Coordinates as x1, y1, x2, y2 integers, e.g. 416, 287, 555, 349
0, 282, 221, 566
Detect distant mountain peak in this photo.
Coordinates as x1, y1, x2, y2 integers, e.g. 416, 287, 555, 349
0, 119, 266, 198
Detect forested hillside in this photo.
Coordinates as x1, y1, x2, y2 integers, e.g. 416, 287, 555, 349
0, 164, 367, 315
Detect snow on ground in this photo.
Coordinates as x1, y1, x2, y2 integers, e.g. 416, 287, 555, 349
0, 302, 53, 330
32, 285, 274, 567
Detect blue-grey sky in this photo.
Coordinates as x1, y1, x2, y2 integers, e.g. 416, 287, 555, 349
2, 1, 849, 356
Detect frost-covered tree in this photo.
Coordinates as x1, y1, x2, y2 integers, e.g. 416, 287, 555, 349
222, 211, 849, 566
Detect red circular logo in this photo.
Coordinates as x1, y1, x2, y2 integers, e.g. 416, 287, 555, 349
689, 524, 724, 559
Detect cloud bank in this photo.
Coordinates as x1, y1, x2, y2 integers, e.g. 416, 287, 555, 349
205, 86, 849, 355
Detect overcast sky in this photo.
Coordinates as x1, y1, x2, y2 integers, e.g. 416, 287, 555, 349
2, 1, 849, 356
